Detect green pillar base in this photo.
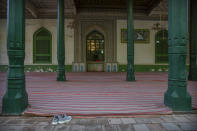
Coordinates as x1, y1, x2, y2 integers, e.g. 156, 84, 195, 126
126, 64, 135, 82
57, 70, 66, 81
57, 75, 66, 81
164, 90, 192, 111
2, 89, 28, 114
126, 75, 135, 82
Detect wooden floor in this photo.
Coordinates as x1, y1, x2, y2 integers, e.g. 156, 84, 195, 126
0, 72, 197, 116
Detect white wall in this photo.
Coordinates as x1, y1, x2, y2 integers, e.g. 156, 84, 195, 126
0, 20, 8, 65
117, 19, 168, 65
1, 19, 190, 66
0, 19, 74, 65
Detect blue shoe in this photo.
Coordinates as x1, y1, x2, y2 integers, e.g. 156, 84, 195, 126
51, 115, 59, 125
58, 114, 72, 124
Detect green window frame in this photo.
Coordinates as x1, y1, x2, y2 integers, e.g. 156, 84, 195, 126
155, 29, 168, 64
33, 27, 52, 64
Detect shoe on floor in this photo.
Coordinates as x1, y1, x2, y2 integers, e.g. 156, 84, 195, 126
51, 115, 59, 125
58, 114, 72, 124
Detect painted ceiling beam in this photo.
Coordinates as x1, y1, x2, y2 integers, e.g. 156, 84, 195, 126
26, 0, 38, 18
1, 0, 7, 8
70, 0, 77, 15
148, 0, 168, 16
38, 9, 75, 14
149, 10, 168, 16
146, 0, 163, 15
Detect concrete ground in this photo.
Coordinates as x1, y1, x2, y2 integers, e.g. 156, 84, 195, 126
0, 114, 197, 131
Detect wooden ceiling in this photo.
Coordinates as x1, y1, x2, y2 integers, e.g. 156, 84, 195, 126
75, 0, 161, 14
0, 0, 167, 19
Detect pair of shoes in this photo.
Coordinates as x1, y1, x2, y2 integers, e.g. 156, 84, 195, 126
52, 114, 72, 125
58, 114, 72, 124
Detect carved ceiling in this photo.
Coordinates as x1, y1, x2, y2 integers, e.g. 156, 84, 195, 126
0, 0, 167, 19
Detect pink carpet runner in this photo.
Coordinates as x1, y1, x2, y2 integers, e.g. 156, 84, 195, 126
0, 72, 197, 116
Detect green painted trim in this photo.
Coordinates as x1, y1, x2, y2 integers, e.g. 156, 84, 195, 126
0, 65, 190, 73
33, 27, 52, 64
118, 64, 190, 72
119, 65, 169, 72
0, 65, 72, 72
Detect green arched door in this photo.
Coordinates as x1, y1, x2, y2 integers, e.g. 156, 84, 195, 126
155, 30, 168, 63
33, 27, 52, 64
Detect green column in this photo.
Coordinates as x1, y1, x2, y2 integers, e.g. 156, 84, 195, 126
188, 0, 197, 81
127, 0, 135, 81
2, 0, 28, 114
164, 0, 192, 111
57, 0, 66, 81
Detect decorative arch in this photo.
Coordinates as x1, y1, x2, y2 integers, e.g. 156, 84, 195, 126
155, 29, 168, 63
86, 30, 104, 40
33, 27, 52, 64
85, 25, 106, 38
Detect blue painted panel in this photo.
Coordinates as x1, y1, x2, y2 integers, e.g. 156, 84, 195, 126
107, 65, 111, 72
113, 64, 117, 72
74, 65, 78, 72
80, 65, 84, 72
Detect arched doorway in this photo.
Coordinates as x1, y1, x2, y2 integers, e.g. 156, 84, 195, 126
33, 27, 52, 64
155, 30, 168, 63
86, 31, 105, 72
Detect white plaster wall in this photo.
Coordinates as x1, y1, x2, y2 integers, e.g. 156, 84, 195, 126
0, 19, 190, 66
117, 19, 168, 65
0, 19, 74, 65
0, 20, 8, 65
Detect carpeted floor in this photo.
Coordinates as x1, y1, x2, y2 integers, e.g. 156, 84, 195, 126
0, 72, 196, 116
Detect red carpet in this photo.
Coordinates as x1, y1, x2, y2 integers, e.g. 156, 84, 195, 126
0, 72, 197, 116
